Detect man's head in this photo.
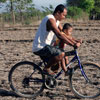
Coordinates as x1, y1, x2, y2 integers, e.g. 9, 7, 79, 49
53, 4, 67, 21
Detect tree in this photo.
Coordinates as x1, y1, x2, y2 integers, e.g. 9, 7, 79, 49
67, 0, 95, 13
67, 6, 84, 19
0, 0, 6, 3
10, 0, 15, 25
14, 0, 33, 23
90, 0, 100, 19
79, 0, 95, 13
67, 0, 80, 6
0, 0, 6, 11
26, 4, 41, 20
41, 5, 54, 17
0, 0, 6, 28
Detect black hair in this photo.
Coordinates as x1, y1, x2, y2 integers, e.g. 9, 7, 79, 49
63, 23, 72, 31
53, 4, 66, 14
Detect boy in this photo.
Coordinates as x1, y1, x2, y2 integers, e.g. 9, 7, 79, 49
52, 23, 82, 74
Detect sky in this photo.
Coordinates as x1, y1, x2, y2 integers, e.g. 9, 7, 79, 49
0, 0, 66, 12
34, 0, 66, 10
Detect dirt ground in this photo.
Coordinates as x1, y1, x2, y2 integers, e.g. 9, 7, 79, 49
0, 20, 100, 100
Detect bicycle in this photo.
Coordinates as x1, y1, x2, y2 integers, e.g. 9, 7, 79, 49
8, 47, 100, 99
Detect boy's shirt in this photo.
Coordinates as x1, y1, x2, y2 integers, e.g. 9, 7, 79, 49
53, 32, 65, 49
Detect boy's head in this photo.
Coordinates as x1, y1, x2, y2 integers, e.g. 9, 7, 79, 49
63, 23, 73, 35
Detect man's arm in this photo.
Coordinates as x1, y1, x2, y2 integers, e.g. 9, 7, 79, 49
58, 23, 63, 31
63, 34, 77, 44
72, 37, 82, 44
46, 18, 76, 47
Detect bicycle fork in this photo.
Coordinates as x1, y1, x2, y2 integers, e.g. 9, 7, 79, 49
76, 54, 90, 83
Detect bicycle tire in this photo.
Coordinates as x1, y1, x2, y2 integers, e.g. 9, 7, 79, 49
8, 61, 45, 98
69, 62, 100, 98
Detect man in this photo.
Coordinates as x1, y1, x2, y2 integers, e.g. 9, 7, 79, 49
32, 4, 80, 75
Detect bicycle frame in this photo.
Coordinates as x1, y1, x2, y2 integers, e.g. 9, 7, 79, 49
54, 49, 89, 82
38, 49, 89, 82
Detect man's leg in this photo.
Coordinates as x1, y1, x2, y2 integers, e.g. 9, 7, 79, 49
43, 52, 65, 72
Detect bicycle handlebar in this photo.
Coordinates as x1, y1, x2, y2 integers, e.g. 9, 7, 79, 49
74, 46, 78, 50
65, 41, 83, 56
65, 45, 79, 56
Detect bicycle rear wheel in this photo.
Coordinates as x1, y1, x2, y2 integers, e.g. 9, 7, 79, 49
69, 62, 100, 98
8, 61, 45, 98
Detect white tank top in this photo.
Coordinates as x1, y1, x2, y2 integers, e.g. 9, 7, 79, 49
32, 14, 60, 52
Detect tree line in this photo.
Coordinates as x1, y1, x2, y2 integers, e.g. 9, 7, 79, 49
67, 0, 100, 20
0, 0, 100, 26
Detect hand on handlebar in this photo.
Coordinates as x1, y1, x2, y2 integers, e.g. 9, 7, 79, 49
74, 42, 81, 49
79, 39, 82, 44
76, 42, 81, 47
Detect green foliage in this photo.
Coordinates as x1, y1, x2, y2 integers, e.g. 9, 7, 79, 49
0, 0, 6, 9
67, 0, 95, 19
1, 5, 52, 24
0, 0, 6, 3
90, 0, 100, 19
42, 5, 53, 14
40, 5, 54, 18
24, 19, 31, 25
67, 0, 95, 13
94, 6, 100, 14
67, 6, 84, 19
14, 0, 33, 12
95, 0, 100, 7
94, 0, 100, 14
67, 0, 80, 6
79, 0, 95, 13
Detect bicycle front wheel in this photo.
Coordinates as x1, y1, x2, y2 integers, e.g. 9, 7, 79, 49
69, 62, 100, 98
8, 61, 45, 98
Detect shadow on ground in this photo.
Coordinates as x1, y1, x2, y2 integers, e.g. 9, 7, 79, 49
0, 89, 19, 97
40, 91, 80, 100
0, 88, 79, 100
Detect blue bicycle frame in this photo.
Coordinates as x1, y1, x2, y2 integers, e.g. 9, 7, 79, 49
54, 49, 89, 82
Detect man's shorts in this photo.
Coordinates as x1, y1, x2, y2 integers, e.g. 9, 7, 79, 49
34, 45, 64, 61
